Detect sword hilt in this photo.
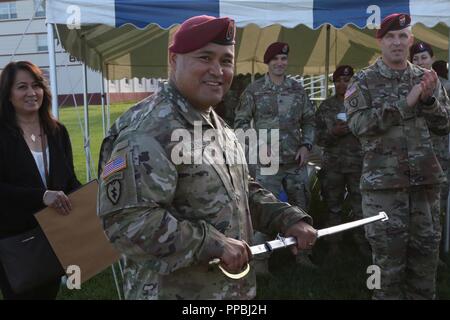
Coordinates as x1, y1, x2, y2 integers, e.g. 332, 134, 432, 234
208, 258, 250, 280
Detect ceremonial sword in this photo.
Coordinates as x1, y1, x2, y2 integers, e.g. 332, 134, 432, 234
210, 211, 388, 279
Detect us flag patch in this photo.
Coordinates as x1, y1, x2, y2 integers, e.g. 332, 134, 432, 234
102, 155, 127, 179
344, 84, 357, 99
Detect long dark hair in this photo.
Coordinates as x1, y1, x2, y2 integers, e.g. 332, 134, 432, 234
0, 61, 59, 135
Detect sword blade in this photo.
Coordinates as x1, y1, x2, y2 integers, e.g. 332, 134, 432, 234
317, 211, 388, 238
250, 211, 388, 256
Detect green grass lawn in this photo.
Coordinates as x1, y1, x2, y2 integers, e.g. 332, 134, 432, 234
60, 103, 132, 183
2, 102, 450, 300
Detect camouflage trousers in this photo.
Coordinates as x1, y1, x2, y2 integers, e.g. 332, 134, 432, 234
256, 164, 310, 209
318, 168, 362, 228
362, 185, 441, 300
254, 164, 311, 259
439, 177, 449, 216
318, 168, 365, 246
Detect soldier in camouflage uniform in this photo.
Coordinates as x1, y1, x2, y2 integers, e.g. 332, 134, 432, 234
433, 60, 450, 94
315, 65, 368, 257
234, 42, 316, 269
97, 15, 317, 300
410, 43, 450, 217
215, 74, 247, 127
345, 13, 450, 299
432, 60, 450, 264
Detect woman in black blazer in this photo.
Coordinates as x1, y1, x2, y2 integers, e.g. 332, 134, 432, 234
0, 61, 81, 300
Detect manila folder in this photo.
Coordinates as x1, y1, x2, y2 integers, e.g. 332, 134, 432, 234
36, 180, 120, 283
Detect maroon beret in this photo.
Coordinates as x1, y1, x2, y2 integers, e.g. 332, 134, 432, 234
263, 42, 289, 64
332, 65, 354, 82
432, 60, 448, 80
169, 15, 235, 54
409, 41, 434, 61
376, 13, 411, 39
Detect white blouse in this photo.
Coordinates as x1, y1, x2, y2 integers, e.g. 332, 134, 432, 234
30, 147, 50, 188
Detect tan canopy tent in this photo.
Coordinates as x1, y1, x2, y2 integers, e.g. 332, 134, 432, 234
54, 22, 449, 80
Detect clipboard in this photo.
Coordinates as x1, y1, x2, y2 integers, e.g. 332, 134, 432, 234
35, 180, 121, 284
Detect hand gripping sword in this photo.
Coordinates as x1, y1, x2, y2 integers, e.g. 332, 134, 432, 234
210, 211, 388, 279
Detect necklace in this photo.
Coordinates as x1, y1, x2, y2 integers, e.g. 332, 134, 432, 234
19, 120, 42, 143
25, 129, 41, 143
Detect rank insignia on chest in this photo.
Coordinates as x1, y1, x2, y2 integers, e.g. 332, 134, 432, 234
102, 155, 127, 179
107, 180, 121, 205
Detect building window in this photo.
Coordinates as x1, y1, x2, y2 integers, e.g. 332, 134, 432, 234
0, 2, 18, 20
124, 78, 130, 85
34, 0, 46, 17
37, 34, 48, 52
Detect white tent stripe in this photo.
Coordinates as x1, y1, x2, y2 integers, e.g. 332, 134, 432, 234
410, 0, 450, 27
220, 0, 315, 28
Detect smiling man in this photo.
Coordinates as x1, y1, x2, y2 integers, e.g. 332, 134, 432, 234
96, 16, 317, 300
345, 13, 450, 299
234, 42, 316, 271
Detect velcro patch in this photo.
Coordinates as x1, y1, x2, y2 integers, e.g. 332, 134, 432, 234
107, 180, 121, 205
349, 97, 359, 107
102, 155, 127, 179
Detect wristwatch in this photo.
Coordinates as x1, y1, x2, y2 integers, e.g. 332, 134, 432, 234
301, 143, 313, 152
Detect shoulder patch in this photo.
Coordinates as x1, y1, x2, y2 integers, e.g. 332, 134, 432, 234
102, 155, 127, 179
349, 97, 359, 107
107, 180, 121, 205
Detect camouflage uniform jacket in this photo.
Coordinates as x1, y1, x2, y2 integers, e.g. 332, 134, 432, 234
345, 58, 450, 191
97, 82, 311, 299
431, 77, 450, 176
440, 76, 450, 95
315, 95, 363, 173
234, 74, 315, 164
219, 89, 240, 127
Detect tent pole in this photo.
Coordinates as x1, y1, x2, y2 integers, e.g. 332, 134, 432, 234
445, 29, 450, 254
101, 63, 107, 137
251, 57, 255, 82
111, 263, 122, 300
81, 36, 91, 182
106, 64, 111, 130
324, 24, 331, 100
46, 23, 59, 119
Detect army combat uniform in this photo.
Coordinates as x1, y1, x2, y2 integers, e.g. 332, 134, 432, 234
430, 130, 449, 215
315, 95, 364, 233
234, 74, 316, 268
97, 82, 312, 300
234, 74, 315, 209
433, 77, 450, 215
345, 58, 450, 299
